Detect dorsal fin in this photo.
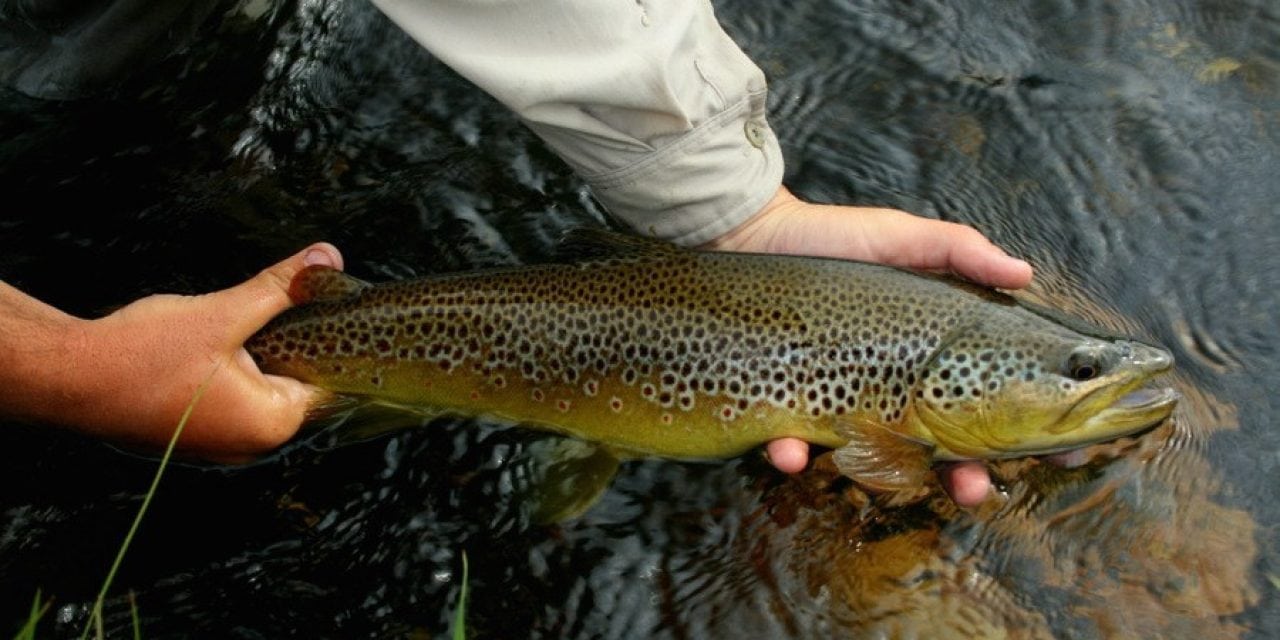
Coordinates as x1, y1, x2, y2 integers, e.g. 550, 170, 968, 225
553, 227, 680, 261
289, 266, 371, 304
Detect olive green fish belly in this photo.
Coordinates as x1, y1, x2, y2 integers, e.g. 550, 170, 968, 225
247, 248, 979, 458
291, 354, 837, 458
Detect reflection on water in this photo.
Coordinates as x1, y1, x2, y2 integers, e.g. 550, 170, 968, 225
1, 0, 1278, 638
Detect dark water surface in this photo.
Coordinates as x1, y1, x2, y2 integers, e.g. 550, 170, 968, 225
2, 0, 1278, 637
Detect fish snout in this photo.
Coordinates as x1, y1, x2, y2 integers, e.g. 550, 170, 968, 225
1120, 341, 1174, 374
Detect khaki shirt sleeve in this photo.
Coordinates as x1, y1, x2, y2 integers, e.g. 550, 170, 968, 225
370, 0, 784, 246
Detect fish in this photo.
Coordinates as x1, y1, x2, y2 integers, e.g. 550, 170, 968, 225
246, 229, 1177, 516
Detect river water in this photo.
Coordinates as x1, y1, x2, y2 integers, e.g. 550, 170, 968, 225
1, 0, 1277, 637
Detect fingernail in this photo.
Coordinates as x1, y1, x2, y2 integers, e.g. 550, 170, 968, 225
304, 247, 335, 267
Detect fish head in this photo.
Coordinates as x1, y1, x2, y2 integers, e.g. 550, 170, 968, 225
907, 318, 1177, 460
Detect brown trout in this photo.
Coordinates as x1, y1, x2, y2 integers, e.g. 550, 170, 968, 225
246, 229, 1176, 510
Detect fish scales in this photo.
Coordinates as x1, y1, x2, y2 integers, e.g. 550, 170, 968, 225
255, 251, 971, 456
248, 231, 1176, 496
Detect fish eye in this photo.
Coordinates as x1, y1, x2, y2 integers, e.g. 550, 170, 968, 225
1065, 350, 1102, 381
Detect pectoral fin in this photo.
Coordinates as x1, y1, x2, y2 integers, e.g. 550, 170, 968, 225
522, 438, 621, 523
317, 398, 450, 444
832, 419, 934, 506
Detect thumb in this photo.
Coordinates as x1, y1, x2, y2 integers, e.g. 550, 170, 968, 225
215, 243, 344, 342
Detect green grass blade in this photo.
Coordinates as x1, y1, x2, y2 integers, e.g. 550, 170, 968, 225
451, 551, 470, 640
80, 363, 221, 640
14, 588, 49, 640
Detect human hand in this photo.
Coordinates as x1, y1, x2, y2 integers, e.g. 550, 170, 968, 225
708, 186, 1034, 506
44, 244, 343, 460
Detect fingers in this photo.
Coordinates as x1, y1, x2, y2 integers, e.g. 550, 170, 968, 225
216, 243, 343, 341
765, 438, 810, 473
238, 372, 326, 451
170, 348, 328, 458
711, 186, 1034, 291
937, 224, 1034, 290
767, 438, 993, 507
231, 346, 328, 415
1042, 448, 1091, 468
855, 210, 1033, 290
939, 461, 992, 507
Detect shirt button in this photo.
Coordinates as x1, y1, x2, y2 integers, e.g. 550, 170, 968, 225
744, 121, 767, 148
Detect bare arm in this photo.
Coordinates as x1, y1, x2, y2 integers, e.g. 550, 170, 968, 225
0, 244, 343, 459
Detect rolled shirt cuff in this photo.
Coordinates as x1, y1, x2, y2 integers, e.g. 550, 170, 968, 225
532, 89, 784, 247
372, 0, 784, 247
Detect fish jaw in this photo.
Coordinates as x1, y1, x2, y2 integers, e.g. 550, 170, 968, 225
1058, 386, 1177, 445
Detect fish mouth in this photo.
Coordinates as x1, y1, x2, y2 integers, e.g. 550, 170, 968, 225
1076, 385, 1179, 433
1027, 384, 1177, 462
1050, 341, 1177, 438
1031, 385, 1177, 461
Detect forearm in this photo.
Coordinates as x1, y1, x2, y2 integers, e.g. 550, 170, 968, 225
370, 0, 783, 245
0, 282, 95, 427
0, 282, 223, 443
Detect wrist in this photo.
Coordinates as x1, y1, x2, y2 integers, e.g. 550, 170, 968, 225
701, 185, 800, 253
17, 305, 183, 444
48, 315, 117, 430
0, 287, 95, 426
